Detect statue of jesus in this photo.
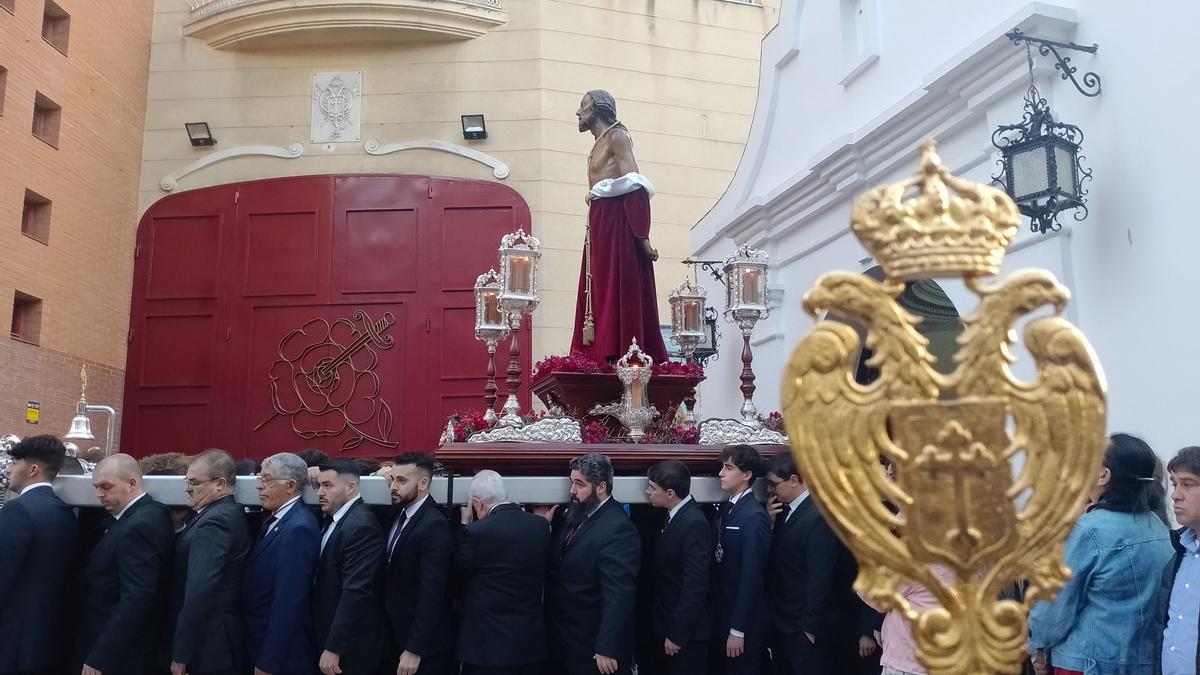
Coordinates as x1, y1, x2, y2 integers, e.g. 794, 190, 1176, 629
570, 90, 670, 363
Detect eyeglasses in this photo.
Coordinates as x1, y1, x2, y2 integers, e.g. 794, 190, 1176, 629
185, 477, 221, 488
255, 475, 291, 485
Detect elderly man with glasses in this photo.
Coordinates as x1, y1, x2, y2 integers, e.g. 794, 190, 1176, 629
160, 449, 252, 675
241, 452, 321, 675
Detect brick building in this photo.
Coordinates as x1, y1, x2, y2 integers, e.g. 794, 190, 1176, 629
0, 0, 155, 443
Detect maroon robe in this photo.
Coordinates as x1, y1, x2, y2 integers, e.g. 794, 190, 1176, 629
571, 187, 670, 363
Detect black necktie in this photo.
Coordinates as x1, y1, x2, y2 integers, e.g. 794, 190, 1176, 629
775, 504, 791, 534
387, 510, 407, 559
321, 514, 333, 533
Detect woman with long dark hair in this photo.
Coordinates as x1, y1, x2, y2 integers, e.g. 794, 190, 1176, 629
1028, 433, 1174, 675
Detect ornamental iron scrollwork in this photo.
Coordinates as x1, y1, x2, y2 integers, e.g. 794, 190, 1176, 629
256, 311, 400, 452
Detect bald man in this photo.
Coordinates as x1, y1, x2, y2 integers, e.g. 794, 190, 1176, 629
77, 454, 175, 675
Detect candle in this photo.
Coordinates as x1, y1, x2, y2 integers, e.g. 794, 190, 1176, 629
740, 268, 761, 306
484, 292, 501, 325
683, 301, 700, 332
631, 379, 645, 409
510, 256, 532, 294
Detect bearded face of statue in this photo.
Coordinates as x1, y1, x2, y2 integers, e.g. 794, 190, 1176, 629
577, 94, 596, 133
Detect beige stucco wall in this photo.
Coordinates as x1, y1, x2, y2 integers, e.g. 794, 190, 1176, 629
139, 0, 778, 362
0, 0, 154, 439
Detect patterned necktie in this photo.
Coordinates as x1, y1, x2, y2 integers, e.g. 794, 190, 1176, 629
260, 514, 277, 540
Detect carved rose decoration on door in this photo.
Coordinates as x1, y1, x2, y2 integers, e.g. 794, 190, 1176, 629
258, 311, 399, 452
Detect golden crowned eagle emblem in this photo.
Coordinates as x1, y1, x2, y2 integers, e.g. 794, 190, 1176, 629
781, 141, 1106, 675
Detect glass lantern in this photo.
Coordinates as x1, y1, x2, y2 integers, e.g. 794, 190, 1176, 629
723, 244, 770, 326
669, 278, 707, 359
498, 228, 541, 321
474, 268, 509, 343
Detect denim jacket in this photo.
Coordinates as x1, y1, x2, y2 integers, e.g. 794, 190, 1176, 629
1029, 508, 1173, 675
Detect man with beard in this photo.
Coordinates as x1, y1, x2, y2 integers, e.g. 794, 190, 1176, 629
570, 90, 669, 364
540, 452, 640, 675
384, 452, 453, 675
313, 460, 385, 675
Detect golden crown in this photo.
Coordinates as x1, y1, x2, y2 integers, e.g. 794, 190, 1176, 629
851, 141, 1021, 280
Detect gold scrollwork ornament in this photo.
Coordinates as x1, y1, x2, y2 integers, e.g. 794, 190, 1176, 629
781, 141, 1107, 675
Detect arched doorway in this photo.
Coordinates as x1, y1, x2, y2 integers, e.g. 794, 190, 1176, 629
122, 174, 532, 458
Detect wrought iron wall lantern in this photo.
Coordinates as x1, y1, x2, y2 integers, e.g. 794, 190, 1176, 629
992, 29, 1099, 234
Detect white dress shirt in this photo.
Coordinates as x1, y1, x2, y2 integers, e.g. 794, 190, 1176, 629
784, 490, 809, 523
320, 495, 361, 553
114, 492, 147, 520
667, 494, 694, 523
19, 481, 52, 496
266, 495, 302, 537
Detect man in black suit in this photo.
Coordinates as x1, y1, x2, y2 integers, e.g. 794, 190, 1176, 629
384, 452, 453, 675
78, 453, 175, 675
0, 435, 79, 675
313, 459, 385, 675
644, 460, 711, 675
163, 449, 252, 675
454, 469, 552, 675
763, 450, 844, 675
709, 445, 770, 675
541, 452, 640, 675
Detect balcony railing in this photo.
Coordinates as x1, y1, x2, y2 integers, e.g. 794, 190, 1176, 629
184, 0, 509, 49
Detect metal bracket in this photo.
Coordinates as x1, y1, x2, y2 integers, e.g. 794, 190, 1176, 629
683, 258, 726, 285
1006, 28, 1101, 98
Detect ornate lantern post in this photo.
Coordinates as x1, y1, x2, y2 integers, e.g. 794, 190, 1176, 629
669, 275, 707, 425
497, 228, 541, 427
723, 244, 770, 426
590, 339, 658, 443
474, 268, 509, 424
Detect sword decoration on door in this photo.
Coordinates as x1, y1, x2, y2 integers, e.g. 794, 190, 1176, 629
256, 310, 400, 452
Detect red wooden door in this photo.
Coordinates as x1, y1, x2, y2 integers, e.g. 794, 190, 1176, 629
122, 174, 532, 459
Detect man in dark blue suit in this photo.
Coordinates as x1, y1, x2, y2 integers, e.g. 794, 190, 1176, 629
242, 452, 320, 675
78, 454, 175, 675
709, 445, 770, 675
163, 449, 252, 675
645, 459, 711, 675
0, 435, 79, 675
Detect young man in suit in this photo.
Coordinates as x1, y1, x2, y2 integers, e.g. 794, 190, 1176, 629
709, 444, 770, 675
455, 469, 552, 675
78, 454, 175, 675
1158, 445, 1200, 675
645, 460, 712, 675
164, 449, 252, 675
241, 452, 321, 675
764, 450, 844, 675
384, 451, 454, 675
313, 459, 386, 675
0, 435, 79, 675
541, 452, 641, 675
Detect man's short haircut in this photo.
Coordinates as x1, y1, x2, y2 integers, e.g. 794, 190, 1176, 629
96, 453, 143, 481
767, 450, 801, 483
569, 452, 614, 494
1168, 446, 1200, 477
261, 452, 308, 489
318, 459, 362, 480
196, 449, 236, 483
354, 458, 381, 476
470, 469, 507, 504
393, 451, 435, 480
719, 444, 763, 483
9, 435, 67, 480
647, 459, 691, 499
296, 449, 330, 468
